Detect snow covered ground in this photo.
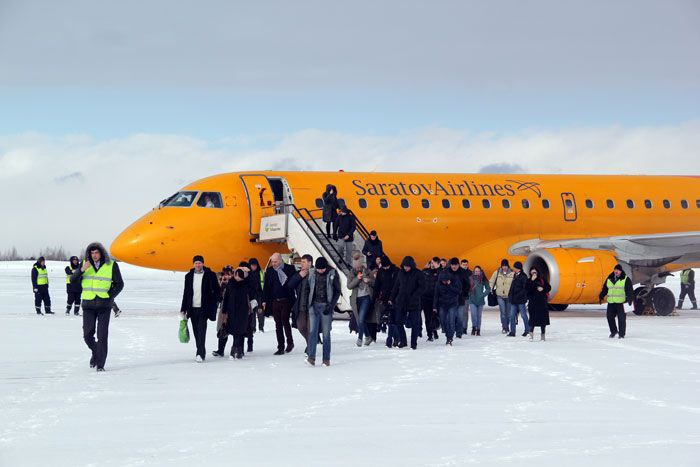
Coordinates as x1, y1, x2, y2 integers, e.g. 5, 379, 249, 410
1, 261, 698, 466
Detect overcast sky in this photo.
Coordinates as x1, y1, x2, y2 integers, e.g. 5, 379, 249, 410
0, 0, 698, 255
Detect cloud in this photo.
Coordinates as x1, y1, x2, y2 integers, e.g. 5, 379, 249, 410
479, 163, 527, 174
1, 121, 699, 255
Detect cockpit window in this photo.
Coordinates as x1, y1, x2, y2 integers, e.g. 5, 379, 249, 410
197, 192, 223, 208
162, 191, 198, 207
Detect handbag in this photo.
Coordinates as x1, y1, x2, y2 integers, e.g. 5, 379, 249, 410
487, 274, 498, 307
178, 319, 190, 343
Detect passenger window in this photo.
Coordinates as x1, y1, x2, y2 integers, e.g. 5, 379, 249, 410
358, 198, 368, 209
542, 199, 550, 209
663, 199, 671, 209
565, 199, 573, 209
502, 199, 511, 209
462, 199, 471, 209
681, 199, 688, 209
197, 192, 223, 208
421, 199, 430, 209
441, 199, 451, 209
379, 198, 389, 209
163, 191, 198, 207
585, 199, 594, 209
482, 199, 491, 209
626, 199, 634, 209
522, 199, 530, 209
606, 199, 615, 209
401, 198, 410, 209
644, 199, 652, 209
315, 198, 323, 208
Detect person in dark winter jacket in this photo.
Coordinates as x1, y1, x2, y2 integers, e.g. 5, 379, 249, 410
70, 242, 124, 371
180, 255, 221, 362
64, 256, 82, 315
599, 264, 633, 339
306, 257, 341, 366
362, 231, 384, 270
373, 255, 398, 334
334, 206, 357, 267
389, 256, 426, 349
222, 268, 252, 359
31, 256, 52, 314
678, 268, 697, 310
526, 267, 552, 341
467, 266, 490, 336
237, 261, 256, 353
348, 257, 375, 347
248, 258, 265, 331
322, 184, 339, 238
288, 254, 314, 354
447, 258, 468, 337
433, 270, 461, 344
421, 257, 441, 341
263, 253, 297, 355
459, 259, 473, 334
213, 266, 234, 357
507, 261, 529, 337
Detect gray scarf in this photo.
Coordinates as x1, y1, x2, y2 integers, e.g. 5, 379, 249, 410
274, 264, 288, 286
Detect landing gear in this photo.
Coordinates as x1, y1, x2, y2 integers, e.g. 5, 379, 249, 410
548, 304, 568, 311
651, 287, 675, 316
632, 286, 676, 316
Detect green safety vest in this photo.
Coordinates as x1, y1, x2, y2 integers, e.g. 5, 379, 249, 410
34, 266, 48, 286
680, 270, 691, 285
81, 262, 114, 300
606, 276, 628, 304
66, 268, 74, 284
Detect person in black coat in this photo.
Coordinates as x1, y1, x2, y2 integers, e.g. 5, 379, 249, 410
421, 257, 441, 341
31, 256, 52, 314
526, 267, 551, 341
222, 268, 252, 359
180, 255, 221, 362
64, 256, 82, 315
433, 270, 462, 344
334, 206, 357, 267
248, 258, 265, 332
373, 255, 398, 334
599, 264, 634, 338
262, 253, 297, 355
322, 184, 339, 238
507, 261, 529, 337
362, 231, 384, 270
389, 256, 426, 349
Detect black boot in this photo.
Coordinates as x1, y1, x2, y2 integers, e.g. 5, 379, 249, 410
677, 300, 683, 309
74, 305, 80, 316
45, 307, 54, 315
66, 306, 71, 315
692, 302, 698, 310
247, 339, 253, 353
35, 307, 43, 315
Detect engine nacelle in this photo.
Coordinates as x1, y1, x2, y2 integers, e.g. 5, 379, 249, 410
523, 249, 618, 304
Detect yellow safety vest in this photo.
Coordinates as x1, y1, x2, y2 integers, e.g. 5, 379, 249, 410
66, 268, 75, 284
606, 277, 627, 304
680, 270, 691, 285
81, 262, 114, 300
34, 266, 48, 286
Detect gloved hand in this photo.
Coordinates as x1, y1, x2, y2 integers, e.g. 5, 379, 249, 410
322, 307, 331, 315
33, 289, 38, 293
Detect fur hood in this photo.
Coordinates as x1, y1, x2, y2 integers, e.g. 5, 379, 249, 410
84, 242, 111, 266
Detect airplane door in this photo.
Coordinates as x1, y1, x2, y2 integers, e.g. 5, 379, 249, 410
561, 192, 577, 222
240, 174, 275, 235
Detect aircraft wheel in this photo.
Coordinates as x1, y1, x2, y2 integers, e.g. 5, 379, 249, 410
651, 287, 675, 316
633, 286, 652, 315
548, 304, 568, 311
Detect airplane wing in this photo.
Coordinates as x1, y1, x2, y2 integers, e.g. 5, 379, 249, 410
509, 231, 700, 266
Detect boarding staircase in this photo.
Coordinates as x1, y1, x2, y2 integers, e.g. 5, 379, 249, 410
256, 204, 372, 313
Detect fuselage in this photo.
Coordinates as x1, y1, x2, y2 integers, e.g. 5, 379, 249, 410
111, 171, 700, 303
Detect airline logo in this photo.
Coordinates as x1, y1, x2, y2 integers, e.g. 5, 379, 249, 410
352, 179, 542, 198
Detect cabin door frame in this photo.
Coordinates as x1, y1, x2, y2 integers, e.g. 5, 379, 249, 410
560, 192, 578, 222
240, 174, 275, 236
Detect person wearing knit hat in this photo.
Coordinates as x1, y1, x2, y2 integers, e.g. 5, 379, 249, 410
490, 258, 514, 334
507, 261, 530, 337
599, 263, 633, 339
181, 254, 220, 362
306, 256, 341, 366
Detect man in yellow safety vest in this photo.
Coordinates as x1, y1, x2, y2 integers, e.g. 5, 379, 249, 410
678, 269, 696, 310
31, 256, 52, 315
70, 242, 124, 372
599, 264, 633, 339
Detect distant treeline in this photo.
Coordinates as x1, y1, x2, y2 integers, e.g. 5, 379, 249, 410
0, 246, 72, 261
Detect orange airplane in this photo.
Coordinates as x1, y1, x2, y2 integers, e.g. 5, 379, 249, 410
110, 171, 700, 315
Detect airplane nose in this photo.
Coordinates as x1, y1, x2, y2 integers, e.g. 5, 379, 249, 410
110, 218, 149, 266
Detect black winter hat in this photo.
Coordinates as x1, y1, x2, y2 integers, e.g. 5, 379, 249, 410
449, 257, 460, 265
370, 230, 377, 236
438, 271, 453, 282
192, 255, 204, 263
513, 261, 523, 270
501, 258, 510, 267
315, 257, 329, 269
614, 264, 624, 271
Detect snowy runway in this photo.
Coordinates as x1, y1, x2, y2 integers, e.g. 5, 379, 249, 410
1, 262, 698, 466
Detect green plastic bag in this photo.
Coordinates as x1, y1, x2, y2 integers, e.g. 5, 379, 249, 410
179, 319, 190, 343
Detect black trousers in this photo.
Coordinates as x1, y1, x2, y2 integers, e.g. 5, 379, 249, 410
256, 307, 265, 331
83, 307, 111, 368
232, 334, 245, 356
34, 285, 51, 311
421, 297, 438, 338
679, 285, 696, 304
189, 307, 208, 359
606, 303, 626, 337
272, 299, 293, 351
66, 290, 81, 311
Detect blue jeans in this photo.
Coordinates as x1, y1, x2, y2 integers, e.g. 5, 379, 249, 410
308, 303, 333, 361
497, 296, 511, 330
470, 304, 483, 329
439, 306, 459, 340
356, 295, 371, 341
455, 305, 466, 336
510, 303, 528, 334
